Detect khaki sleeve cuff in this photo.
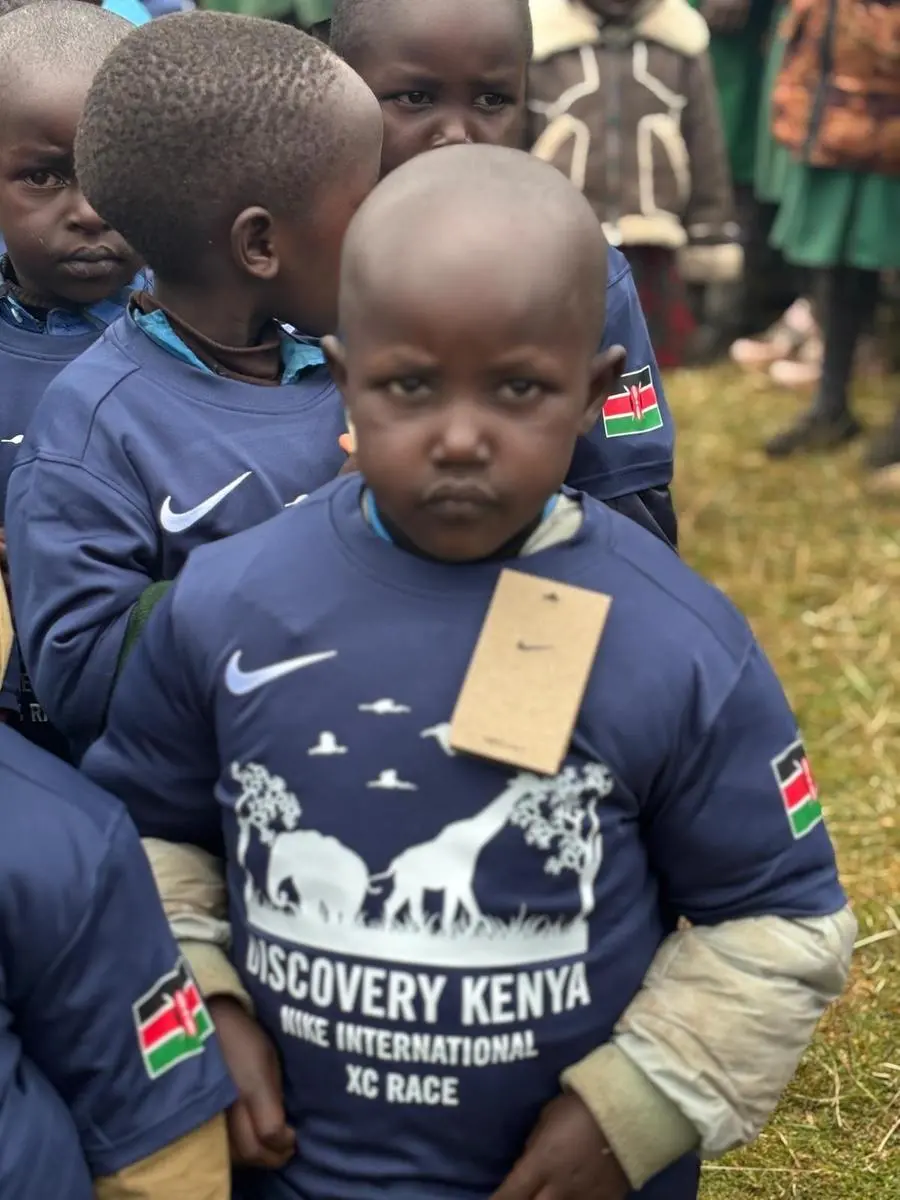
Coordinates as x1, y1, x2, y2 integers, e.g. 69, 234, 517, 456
180, 940, 254, 1015
562, 1043, 699, 1189
94, 1114, 230, 1200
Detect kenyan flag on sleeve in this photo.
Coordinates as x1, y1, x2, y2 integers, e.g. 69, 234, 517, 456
771, 739, 823, 838
133, 958, 213, 1080
601, 366, 663, 438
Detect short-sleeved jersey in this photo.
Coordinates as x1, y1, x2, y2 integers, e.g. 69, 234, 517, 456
0, 725, 236, 1196
572, 245, 674, 500
84, 478, 843, 1200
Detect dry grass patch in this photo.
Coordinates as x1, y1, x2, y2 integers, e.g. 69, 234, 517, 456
666, 365, 899, 1199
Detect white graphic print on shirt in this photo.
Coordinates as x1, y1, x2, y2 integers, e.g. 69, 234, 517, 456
237, 755, 613, 1111
236, 757, 611, 968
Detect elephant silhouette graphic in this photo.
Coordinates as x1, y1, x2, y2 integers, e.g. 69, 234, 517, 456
266, 829, 370, 922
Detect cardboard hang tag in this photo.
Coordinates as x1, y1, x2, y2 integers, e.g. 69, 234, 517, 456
450, 569, 612, 775
0, 578, 12, 681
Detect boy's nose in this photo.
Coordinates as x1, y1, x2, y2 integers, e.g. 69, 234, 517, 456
67, 187, 111, 234
433, 408, 490, 463
431, 113, 474, 151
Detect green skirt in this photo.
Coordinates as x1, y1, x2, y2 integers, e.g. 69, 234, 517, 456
770, 165, 900, 270
688, 0, 773, 185
754, 3, 792, 205
200, 0, 331, 22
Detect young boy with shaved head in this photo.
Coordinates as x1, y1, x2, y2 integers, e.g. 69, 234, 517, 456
85, 145, 854, 1200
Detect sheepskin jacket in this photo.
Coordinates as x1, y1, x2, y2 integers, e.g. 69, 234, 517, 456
528, 0, 742, 282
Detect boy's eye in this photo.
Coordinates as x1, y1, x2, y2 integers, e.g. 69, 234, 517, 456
386, 376, 432, 400
392, 91, 432, 109
23, 169, 66, 189
498, 379, 544, 403
475, 93, 511, 112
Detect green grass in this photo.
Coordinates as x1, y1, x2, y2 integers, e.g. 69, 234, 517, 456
667, 365, 900, 1199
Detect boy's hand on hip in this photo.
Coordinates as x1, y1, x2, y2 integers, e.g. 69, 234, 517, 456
491, 1093, 630, 1200
207, 996, 296, 1170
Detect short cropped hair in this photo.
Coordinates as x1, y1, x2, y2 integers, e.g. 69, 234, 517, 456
0, 0, 100, 16
76, 12, 360, 283
0, 0, 34, 17
330, 0, 533, 64
0, 0, 120, 66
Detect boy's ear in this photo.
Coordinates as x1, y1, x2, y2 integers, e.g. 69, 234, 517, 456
580, 345, 627, 435
231, 207, 278, 281
322, 334, 347, 391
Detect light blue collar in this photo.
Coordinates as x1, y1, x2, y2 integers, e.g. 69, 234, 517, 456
0, 266, 148, 337
131, 308, 325, 384
101, 0, 152, 23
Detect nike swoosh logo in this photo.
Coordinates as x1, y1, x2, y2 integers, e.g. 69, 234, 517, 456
225, 648, 337, 695
159, 471, 252, 534
1, 435, 24, 445
284, 493, 308, 507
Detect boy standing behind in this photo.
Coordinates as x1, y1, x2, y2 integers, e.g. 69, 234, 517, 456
0, 0, 142, 753
329, 0, 680, 548
85, 146, 854, 1200
527, 0, 741, 367
5, 12, 383, 760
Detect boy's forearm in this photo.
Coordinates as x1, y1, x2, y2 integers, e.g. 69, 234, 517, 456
94, 1114, 230, 1200
562, 907, 856, 1188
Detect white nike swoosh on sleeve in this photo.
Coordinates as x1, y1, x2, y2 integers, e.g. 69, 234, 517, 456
160, 470, 253, 534
225, 649, 338, 695
1, 435, 24, 444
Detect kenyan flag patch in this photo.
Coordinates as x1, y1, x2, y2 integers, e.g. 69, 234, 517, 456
133, 958, 213, 1080
602, 366, 663, 438
771, 738, 823, 839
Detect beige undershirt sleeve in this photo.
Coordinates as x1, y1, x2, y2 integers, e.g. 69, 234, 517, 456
94, 1114, 230, 1200
563, 906, 856, 1188
141, 839, 251, 1011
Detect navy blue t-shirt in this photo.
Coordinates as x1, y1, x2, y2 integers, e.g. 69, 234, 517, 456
83, 479, 844, 1200
0, 318, 95, 729
574, 246, 673, 499
0, 724, 235, 1197
0, 276, 135, 752
5, 314, 347, 758
0, 320, 97, 517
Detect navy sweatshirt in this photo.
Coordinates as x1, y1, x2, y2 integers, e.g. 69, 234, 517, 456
5, 314, 347, 759
0, 724, 234, 1196
83, 478, 844, 1200
0, 288, 129, 743
0, 321, 97, 516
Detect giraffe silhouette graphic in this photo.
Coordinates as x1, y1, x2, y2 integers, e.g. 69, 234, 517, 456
239, 761, 613, 968
368, 782, 527, 931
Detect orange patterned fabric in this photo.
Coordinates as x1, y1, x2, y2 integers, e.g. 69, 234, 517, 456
772, 0, 900, 173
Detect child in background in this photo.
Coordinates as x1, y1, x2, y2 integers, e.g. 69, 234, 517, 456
5, 11, 384, 761
0, 586, 234, 1200
0, 0, 143, 756
84, 144, 854, 1200
526, 0, 741, 369
764, 0, 900, 477
329, 0, 680, 548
